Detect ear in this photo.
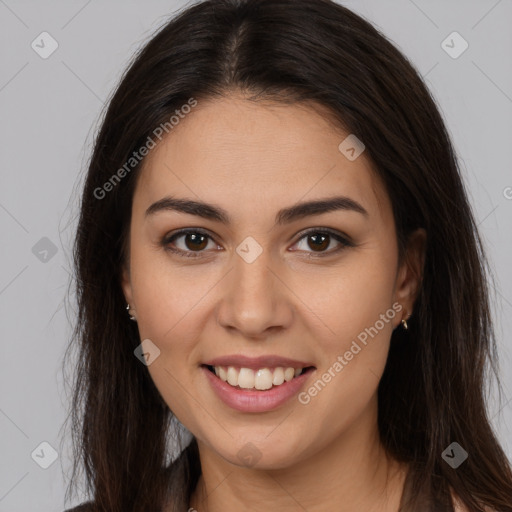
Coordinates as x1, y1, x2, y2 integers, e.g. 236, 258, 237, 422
393, 228, 426, 327
121, 262, 134, 307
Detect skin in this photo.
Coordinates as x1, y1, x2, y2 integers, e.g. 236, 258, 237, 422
122, 93, 426, 511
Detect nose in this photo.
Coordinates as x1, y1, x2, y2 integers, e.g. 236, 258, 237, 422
215, 248, 294, 339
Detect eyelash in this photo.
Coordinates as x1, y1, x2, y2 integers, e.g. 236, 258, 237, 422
162, 228, 354, 259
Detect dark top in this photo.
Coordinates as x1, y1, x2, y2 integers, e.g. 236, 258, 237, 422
64, 503, 95, 512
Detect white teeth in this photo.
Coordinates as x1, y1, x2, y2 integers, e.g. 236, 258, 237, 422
284, 367, 295, 382
218, 366, 227, 381
238, 368, 255, 389
272, 367, 285, 386
212, 365, 307, 390
227, 366, 238, 386
255, 368, 273, 390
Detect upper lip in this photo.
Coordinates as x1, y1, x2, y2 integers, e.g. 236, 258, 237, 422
203, 355, 315, 370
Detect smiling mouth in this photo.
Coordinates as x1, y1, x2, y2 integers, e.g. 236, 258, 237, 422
203, 364, 316, 391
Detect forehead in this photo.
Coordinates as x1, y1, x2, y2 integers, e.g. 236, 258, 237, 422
134, 95, 390, 223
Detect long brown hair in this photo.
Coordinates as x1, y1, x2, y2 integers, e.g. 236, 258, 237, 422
62, 0, 512, 510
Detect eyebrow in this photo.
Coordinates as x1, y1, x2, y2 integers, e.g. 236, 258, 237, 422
145, 195, 369, 225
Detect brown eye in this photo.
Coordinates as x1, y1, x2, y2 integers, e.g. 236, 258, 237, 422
181, 232, 208, 251
306, 233, 330, 252
292, 229, 353, 257
163, 229, 217, 258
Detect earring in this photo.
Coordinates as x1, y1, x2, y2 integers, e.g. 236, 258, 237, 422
126, 303, 136, 321
401, 312, 409, 330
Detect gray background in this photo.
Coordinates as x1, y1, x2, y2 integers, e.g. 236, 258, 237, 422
0, 0, 511, 510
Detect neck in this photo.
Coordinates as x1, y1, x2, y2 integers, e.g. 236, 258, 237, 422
188, 397, 407, 511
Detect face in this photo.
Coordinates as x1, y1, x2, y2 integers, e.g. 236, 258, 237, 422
122, 94, 423, 469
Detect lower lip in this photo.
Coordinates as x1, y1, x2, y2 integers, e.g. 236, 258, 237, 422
202, 366, 315, 413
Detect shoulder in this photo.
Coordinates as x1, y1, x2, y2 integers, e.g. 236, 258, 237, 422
63, 502, 95, 512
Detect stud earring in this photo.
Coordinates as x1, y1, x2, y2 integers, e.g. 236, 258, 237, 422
126, 303, 136, 321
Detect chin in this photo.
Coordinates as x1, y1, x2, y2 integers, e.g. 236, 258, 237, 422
211, 434, 309, 470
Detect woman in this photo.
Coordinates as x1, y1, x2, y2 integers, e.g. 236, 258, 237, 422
62, 0, 512, 510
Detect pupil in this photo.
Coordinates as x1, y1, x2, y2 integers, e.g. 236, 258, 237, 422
309, 233, 328, 251
186, 233, 207, 251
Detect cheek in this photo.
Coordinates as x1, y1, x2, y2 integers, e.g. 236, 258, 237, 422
313, 302, 395, 416
306, 250, 397, 348
128, 251, 212, 427
298, 250, 398, 407
129, 241, 218, 341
